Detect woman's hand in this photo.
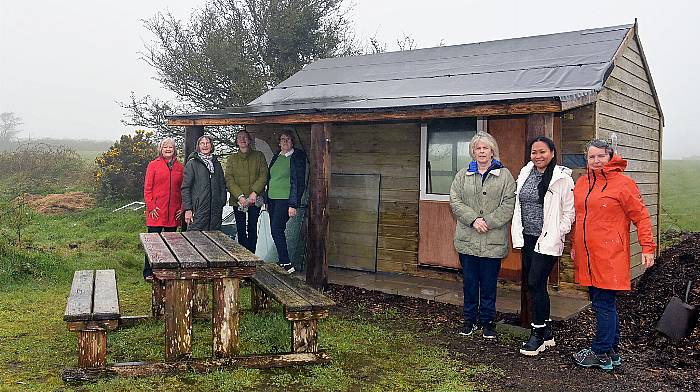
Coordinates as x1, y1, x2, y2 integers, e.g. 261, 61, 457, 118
175, 209, 182, 221
185, 210, 194, 224
149, 207, 160, 219
570, 248, 575, 261
249, 192, 257, 205
642, 253, 655, 268
288, 207, 297, 217
472, 217, 489, 233
238, 195, 249, 207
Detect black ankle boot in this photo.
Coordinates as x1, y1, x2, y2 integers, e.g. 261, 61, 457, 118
543, 319, 555, 348
520, 326, 546, 356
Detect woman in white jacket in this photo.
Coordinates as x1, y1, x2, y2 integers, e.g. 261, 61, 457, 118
512, 136, 575, 356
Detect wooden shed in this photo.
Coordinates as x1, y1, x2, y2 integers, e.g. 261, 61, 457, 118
168, 22, 663, 292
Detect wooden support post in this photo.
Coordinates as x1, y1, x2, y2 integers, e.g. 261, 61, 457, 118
77, 331, 107, 368
164, 279, 194, 362
212, 278, 240, 357
193, 281, 210, 319
291, 319, 318, 353
251, 284, 271, 312
306, 122, 331, 290
151, 280, 165, 320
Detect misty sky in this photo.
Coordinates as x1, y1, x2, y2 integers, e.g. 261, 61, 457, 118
1, 0, 697, 158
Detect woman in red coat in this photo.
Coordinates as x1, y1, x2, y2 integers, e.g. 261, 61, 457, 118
571, 139, 656, 370
143, 138, 184, 280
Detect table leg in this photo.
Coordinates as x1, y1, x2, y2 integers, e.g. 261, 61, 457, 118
193, 281, 210, 319
212, 277, 240, 357
152, 279, 166, 320
164, 279, 194, 362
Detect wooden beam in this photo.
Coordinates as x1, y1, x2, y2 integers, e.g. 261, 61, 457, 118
62, 352, 331, 382
167, 100, 562, 126
184, 126, 204, 160
306, 123, 331, 290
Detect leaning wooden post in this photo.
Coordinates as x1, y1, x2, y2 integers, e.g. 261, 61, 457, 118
164, 279, 195, 361
520, 113, 555, 327
306, 123, 331, 290
212, 278, 240, 357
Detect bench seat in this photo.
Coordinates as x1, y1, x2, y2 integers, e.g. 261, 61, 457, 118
64, 269, 121, 368
250, 263, 335, 353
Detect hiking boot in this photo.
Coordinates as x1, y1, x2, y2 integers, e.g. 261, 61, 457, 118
482, 321, 497, 339
459, 321, 477, 336
543, 319, 556, 348
573, 348, 613, 371
608, 348, 622, 366
279, 263, 295, 274
520, 326, 546, 356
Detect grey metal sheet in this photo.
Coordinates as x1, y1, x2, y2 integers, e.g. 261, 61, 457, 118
170, 24, 632, 119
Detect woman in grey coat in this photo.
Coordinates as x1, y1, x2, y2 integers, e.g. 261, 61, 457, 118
182, 135, 227, 231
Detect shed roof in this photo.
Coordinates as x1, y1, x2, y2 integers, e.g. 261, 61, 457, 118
169, 24, 635, 123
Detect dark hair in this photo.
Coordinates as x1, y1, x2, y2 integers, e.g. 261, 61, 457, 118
278, 129, 295, 147
527, 136, 557, 204
195, 135, 215, 153
585, 139, 614, 159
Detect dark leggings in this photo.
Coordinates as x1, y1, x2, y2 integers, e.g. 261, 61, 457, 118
522, 234, 557, 325
144, 226, 177, 278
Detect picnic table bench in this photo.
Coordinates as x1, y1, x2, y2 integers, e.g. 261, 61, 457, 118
251, 263, 336, 353
64, 269, 120, 368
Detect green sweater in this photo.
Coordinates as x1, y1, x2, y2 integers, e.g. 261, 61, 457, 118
224, 149, 268, 204
268, 154, 291, 200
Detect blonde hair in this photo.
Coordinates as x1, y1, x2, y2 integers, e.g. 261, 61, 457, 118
158, 138, 177, 158
469, 131, 499, 160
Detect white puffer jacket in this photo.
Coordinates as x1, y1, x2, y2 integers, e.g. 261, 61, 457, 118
511, 162, 575, 256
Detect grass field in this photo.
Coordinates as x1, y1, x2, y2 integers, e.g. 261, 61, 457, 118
0, 205, 495, 391
660, 159, 700, 232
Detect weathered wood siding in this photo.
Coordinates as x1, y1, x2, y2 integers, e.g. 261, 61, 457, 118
331, 123, 421, 275
597, 35, 662, 280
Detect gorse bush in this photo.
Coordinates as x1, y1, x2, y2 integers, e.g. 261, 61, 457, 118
0, 143, 88, 197
94, 130, 157, 201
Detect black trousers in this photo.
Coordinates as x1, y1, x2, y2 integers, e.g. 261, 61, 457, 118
144, 226, 177, 278
267, 199, 291, 266
522, 234, 557, 325
234, 205, 260, 253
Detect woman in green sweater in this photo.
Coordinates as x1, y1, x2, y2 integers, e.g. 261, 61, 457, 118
225, 130, 268, 252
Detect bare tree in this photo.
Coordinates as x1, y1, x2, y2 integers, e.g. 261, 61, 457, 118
0, 112, 23, 150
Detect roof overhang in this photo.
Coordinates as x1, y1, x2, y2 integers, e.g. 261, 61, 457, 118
166, 97, 577, 126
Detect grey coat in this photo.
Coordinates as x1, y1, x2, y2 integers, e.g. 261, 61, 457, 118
181, 153, 227, 231
449, 167, 516, 259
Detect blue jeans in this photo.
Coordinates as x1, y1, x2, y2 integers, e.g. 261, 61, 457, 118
589, 286, 620, 354
234, 204, 260, 253
267, 199, 291, 265
460, 253, 502, 324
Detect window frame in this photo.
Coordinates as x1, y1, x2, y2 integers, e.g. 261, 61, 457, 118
419, 118, 487, 201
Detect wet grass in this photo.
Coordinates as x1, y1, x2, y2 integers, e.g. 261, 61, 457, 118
0, 206, 500, 391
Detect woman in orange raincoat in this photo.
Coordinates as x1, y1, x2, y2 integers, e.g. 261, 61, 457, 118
571, 139, 656, 370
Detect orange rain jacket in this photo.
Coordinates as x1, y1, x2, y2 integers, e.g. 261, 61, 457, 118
572, 154, 656, 291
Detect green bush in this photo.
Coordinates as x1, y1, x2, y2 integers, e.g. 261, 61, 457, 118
94, 130, 157, 201
0, 143, 88, 197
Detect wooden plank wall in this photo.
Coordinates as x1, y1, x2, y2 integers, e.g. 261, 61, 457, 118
596, 35, 662, 280
331, 123, 424, 275
559, 104, 596, 289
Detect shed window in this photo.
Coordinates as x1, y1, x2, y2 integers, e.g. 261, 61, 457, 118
424, 118, 477, 196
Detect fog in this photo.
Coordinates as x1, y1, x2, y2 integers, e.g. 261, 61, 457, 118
0, 0, 697, 158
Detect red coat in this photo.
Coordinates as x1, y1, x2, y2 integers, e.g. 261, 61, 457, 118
144, 157, 184, 227
572, 154, 656, 291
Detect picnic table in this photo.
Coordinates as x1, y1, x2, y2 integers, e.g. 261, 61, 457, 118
140, 230, 258, 361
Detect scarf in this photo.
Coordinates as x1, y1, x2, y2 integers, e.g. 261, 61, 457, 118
198, 153, 214, 173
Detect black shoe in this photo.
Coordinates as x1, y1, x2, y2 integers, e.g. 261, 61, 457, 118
608, 348, 622, 366
573, 348, 613, 371
543, 320, 556, 348
279, 263, 295, 274
482, 321, 497, 339
520, 326, 546, 356
459, 321, 477, 336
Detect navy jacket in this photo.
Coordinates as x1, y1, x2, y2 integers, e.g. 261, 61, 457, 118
267, 149, 307, 208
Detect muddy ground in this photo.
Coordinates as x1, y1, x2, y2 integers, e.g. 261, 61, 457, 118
326, 233, 700, 391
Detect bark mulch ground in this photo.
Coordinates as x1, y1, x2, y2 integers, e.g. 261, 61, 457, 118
326, 233, 700, 391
